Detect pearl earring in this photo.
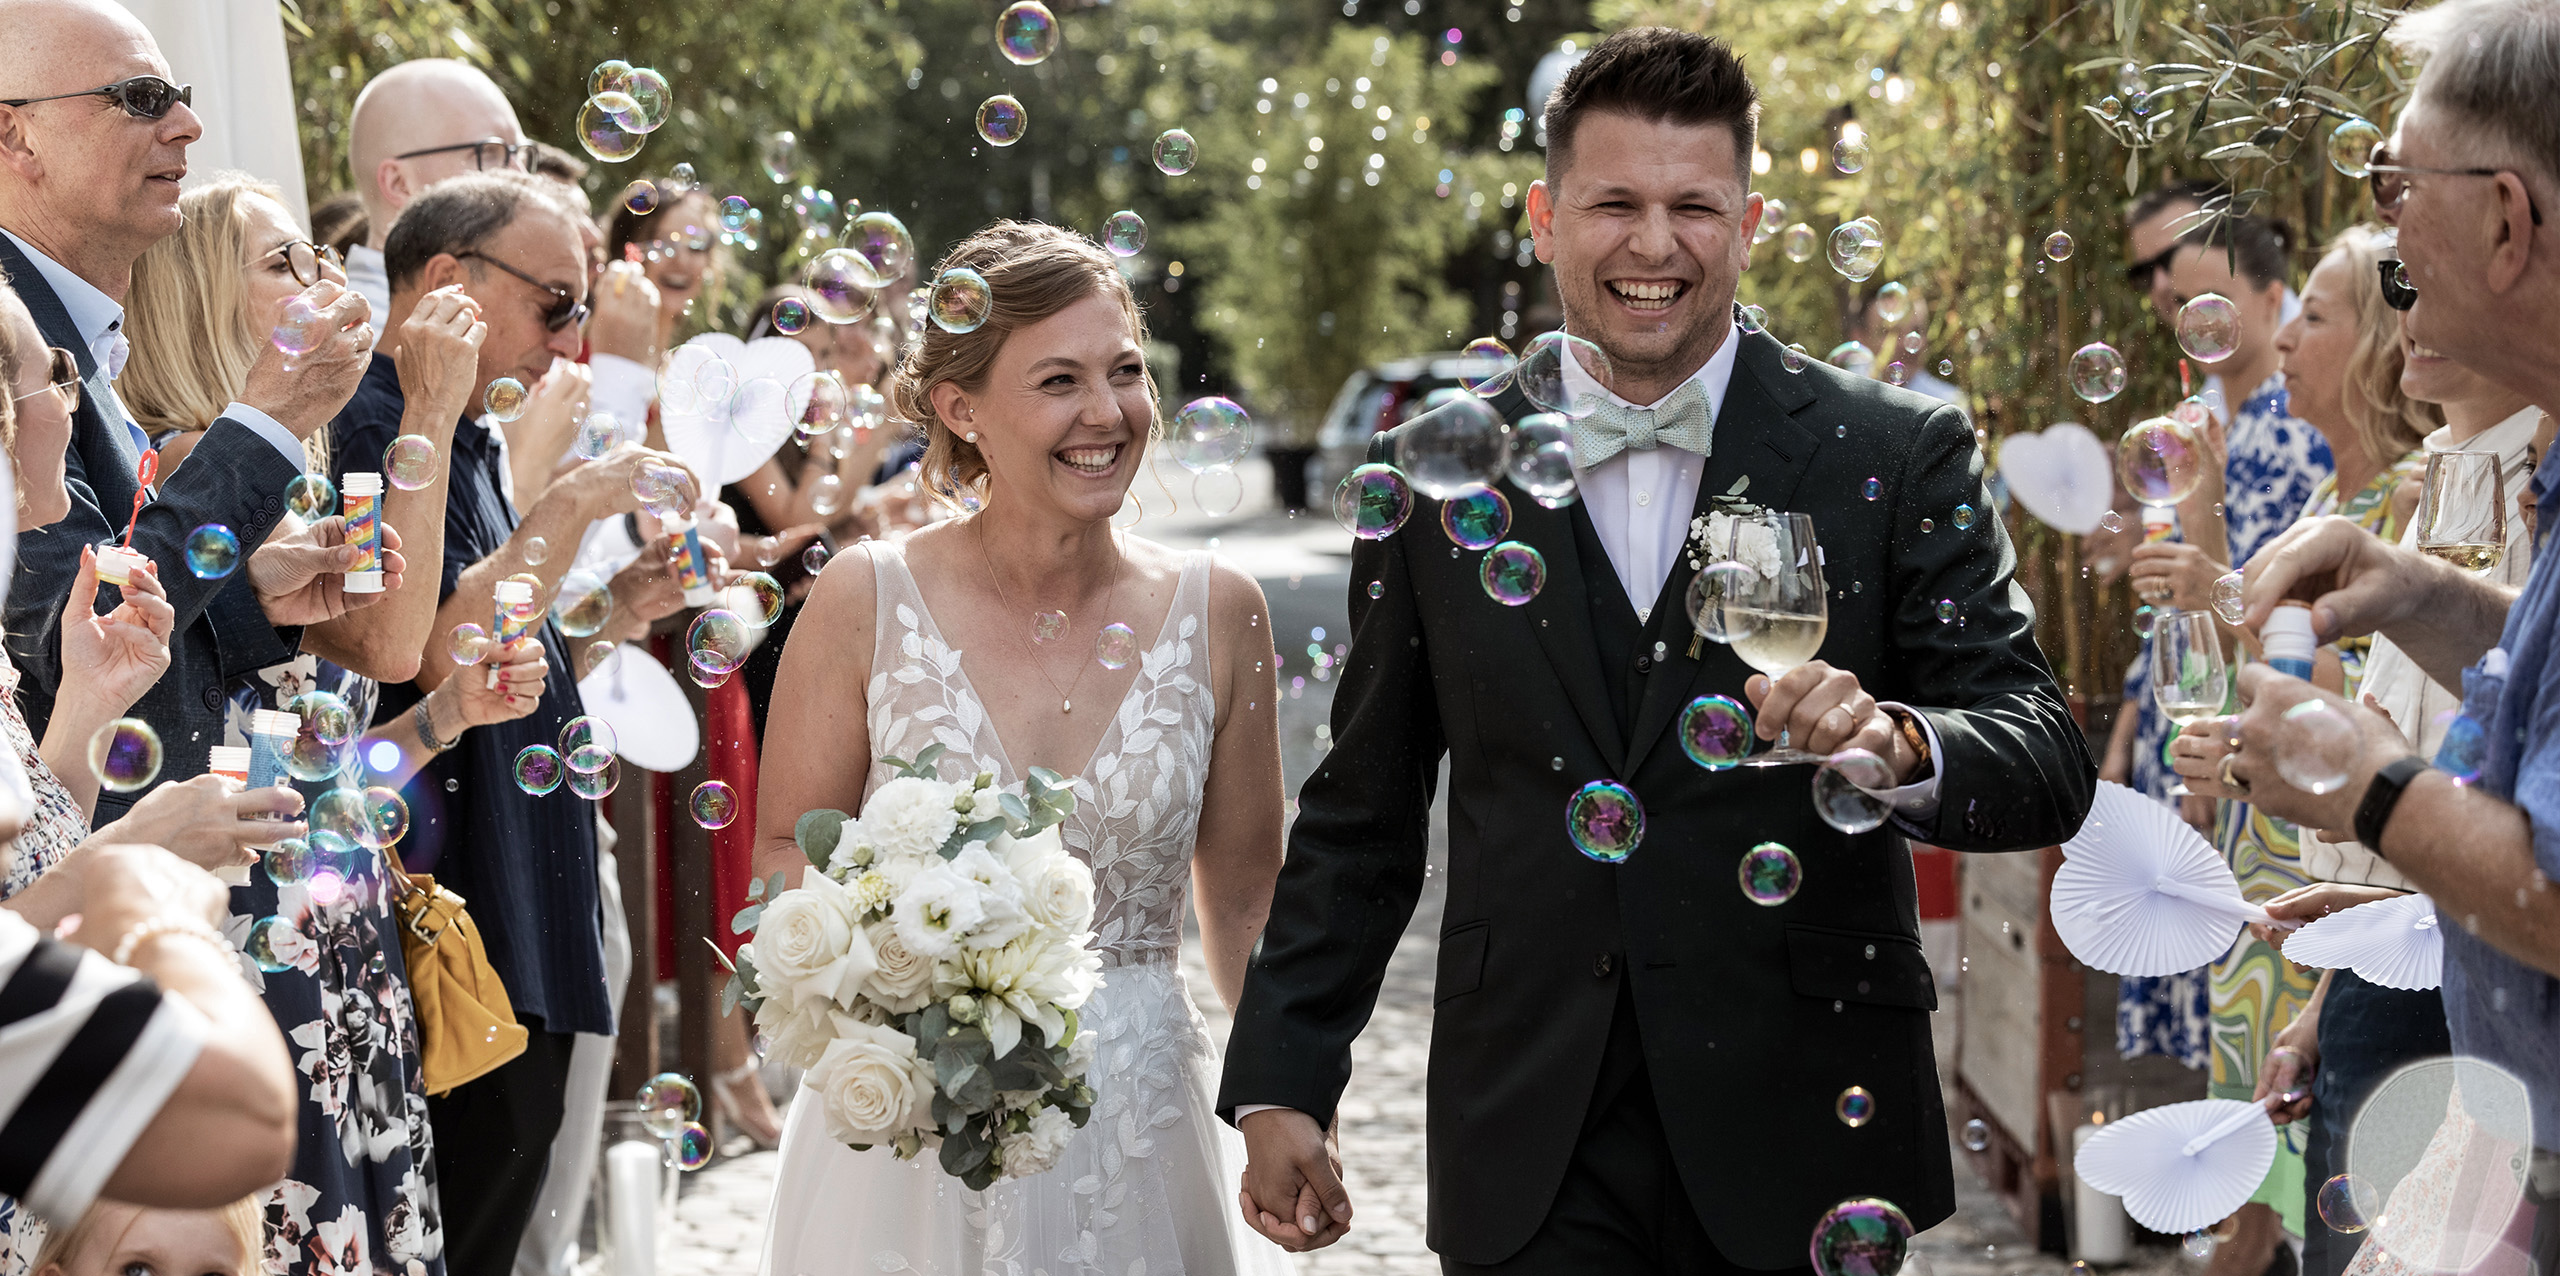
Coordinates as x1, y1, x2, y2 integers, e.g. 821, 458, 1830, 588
965, 431, 980, 443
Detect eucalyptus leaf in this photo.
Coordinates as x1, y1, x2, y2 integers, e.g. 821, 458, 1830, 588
795, 809, 848, 867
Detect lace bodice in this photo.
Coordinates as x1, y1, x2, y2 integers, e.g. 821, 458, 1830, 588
861, 542, 1216, 967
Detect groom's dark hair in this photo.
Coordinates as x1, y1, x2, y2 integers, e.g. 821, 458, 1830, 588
1543, 28, 1759, 184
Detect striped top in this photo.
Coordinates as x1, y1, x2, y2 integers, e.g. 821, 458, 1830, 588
0, 909, 207, 1227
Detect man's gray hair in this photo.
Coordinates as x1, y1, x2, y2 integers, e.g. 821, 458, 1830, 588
2389, 0, 2560, 186
381, 170, 578, 292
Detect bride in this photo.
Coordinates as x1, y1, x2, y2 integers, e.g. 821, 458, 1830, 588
753, 220, 1295, 1276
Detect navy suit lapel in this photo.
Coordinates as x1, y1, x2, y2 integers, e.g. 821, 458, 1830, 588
0, 234, 141, 479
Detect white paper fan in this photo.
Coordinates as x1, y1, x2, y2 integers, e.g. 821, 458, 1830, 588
2074, 1097, 2279, 1233
2051, 793, 2267, 977
659, 334, 814, 486
2061, 781, 2181, 860
1996, 423, 2115, 535
2283, 892, 2444, 990
576, 643, 700, 773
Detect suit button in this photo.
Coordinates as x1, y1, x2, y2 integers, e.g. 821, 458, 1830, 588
202, 685, 223, 711
1634, 655, 1653, 675
1593, 953, 1613, 977
262, 495, 281, 515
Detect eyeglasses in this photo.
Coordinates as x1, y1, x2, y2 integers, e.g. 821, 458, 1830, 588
2124, 243, 2181, 290
393, 138, 530, 172
2367, 142, 2544, 226
9, 347, 81, 411
0, 75, 193, 121
263, 240, 344, 288
2378, 258, 2419, 312
458, 250, 589, 332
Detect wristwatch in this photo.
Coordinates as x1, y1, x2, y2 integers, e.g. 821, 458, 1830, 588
2353, 755, 2432, 856
414, 695, 459, 753
1887, 707, 1935, 782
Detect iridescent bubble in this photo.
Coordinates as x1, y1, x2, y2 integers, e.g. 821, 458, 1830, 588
246, 916, 301, 973
1366, 581, 1385, 600
2044, 230, 2076, 262
1479, 541, 1546, 605
272, 294, 324, 356
87, 718, 161, 791
2177, 293, 2243, 363
1103, 210, 1148, 257
1811, 1198, 1914, 1276
560, 716, 617, 774
2328, 119, 2383, 179
449, 622, 492, 666
686, 608, 751, 675
1030, 610, 1067, 644
2069, 342, 2127, 403
2212, 571, 2246, 624
1334, 463, 1414, 539
579, 641, 618, 680
483, 377, 529, 423
770, 297, 811, 335
1828, 217, 1886, 281
515, 744, 565, 795
806, 473, 847, 518
285, 472, 336, 522
1812, 749, 1895, 834
672, 1121, 713, 1170
553, 569, 614, 639
2274, 699, 2361, 795
263, 836, 314, 886
1685, 560, 1766, 645
1171, 397, 1253, 473
2116, 415, 2206, 505
1781, 223, 1818, 263
2315, 1172, 2380, 1233
1782, 344, 1811, 373
1961, 1118, 1991, 1151
1740, 842, 1803, 905
576, 97, 645, 163
784, 372, 849, 440
929, 268, 994, 334
1833, 134, 1872, 174
801, 254, 867, 325
686, 779, 741, 830
569, 756, 621, 798
1679, 695, 1753, 770
385, 434, 438, 490
1882, 361, 1911, 387
1458, 337, 1515, 394
2183, 1234, 2218, 1260
609, 68, 671, 132
1514, 330, 1614, 418
1952, 504, 1976, 530
307, 785, 369, 846
1567, 780, 1644, 864
1901, 332, 1923, 355
802, 544, 831, 575
1873, 281, 1911, 325
1827, 341, 1876, 376
620, 180, 661, 216
638, 1072, 701, 1136
1863, 477, 1881, 500
1938, 360, 1955, 377
717, 194, 753, 234
572, 411, 628, 461
363, 787, 412, 848
1739, 304, 1769, 335
1095, 622, 1140, 671
975, 95, 1028, 147
760, 131, 798, 184
184, 523, 239, 579
2435, 713, 2486, 784
2131, 603, 2157, 637
2098, 510, 2126, 534
1935, 599, 1956, 623
519, 536, 549, 567
723, 572, 785, 628
1835, 1085, 1876, 1127
668, 162, 696, 191
588, 58, 634, 98
1507, 413, 1577, 508
1394, 395, 1506, 498
842, 212, 914, 289
1153, 128, 1198, 175
997, 0, 1059, 64
1439, 487, 1512, 550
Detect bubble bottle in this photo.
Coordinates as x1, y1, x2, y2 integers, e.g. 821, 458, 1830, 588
341, 472, 386, 593
2262, 600, 2319, 680
2140, 505, 2176, 546
664, 513, 719, 608
246, 708, 299, 791
206, 745, 256, 884
93, 542, 150, 587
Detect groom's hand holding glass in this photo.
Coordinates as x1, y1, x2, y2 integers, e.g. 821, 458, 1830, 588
1742, 661, 1926, 778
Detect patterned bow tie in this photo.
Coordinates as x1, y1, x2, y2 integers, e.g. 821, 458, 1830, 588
1569, 377, 1715, 468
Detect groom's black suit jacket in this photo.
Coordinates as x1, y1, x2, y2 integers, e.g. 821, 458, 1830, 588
1218, 328, 2095, 1267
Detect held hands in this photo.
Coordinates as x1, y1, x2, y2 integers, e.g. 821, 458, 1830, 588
94, 774, 305, 876
1743, 661, 1921, 781
1236, 1109, 1353, 1252
251, 516, 407, 626
57, 544, 173, 721
239, 279, 376, 440
392, 285, 488, 425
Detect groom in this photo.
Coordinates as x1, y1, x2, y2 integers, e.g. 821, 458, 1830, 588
1219, 26, 2095, 1273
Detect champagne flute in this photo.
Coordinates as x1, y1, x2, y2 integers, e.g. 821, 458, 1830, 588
2149, 609, 2229, 798
2415, 450, 2507, 573
1719, 511, 1831, 766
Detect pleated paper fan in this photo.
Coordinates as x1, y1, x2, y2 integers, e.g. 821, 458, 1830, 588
2062, 781, 2191, 860
2283, 892, 2444, 991
2051, 793, 2265, 977
2074, 1098, 2279, 1234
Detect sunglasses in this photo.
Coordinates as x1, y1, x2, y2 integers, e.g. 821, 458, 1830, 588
393, 138, 531, 173
459, 250, 589, 332
2124, 243, 2180, 290
2378, 258, 2418, 312
0, 74, 192, 121
9, 347, 81, 411
2367, 142, 2544, 227
263, 240, 344, 288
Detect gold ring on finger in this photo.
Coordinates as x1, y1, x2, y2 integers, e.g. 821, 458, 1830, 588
2217, 753, 2249, 793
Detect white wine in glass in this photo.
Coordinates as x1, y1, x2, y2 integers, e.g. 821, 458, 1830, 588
2150, 609, 2229, 798
2415, 450, 2506, 574
1729, 511, 1831, 767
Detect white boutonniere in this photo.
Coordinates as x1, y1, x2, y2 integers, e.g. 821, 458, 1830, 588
1683, 476, 1781, 579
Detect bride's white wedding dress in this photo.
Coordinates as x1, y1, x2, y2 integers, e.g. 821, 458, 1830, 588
760, 542, 1292, 1276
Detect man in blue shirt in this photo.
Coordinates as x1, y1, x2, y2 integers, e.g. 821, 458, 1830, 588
2212, 0, 2560, 1263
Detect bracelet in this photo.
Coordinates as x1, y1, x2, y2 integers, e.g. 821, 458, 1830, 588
414, 695, 459, 753
111, 917, 231, 968
1887, 707, 1935, 781
2353, 756, 2432, 855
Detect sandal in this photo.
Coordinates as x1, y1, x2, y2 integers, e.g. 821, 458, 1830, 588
710, 1060, 783, 1151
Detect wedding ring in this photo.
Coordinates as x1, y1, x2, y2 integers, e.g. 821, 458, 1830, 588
2218, 753, 2250, 794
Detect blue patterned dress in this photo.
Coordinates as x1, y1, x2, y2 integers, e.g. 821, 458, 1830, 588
2114, 373, 2333, 1066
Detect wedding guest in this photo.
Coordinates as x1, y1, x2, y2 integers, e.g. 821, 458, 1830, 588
1845, 284, 1961, 406
344, 58, 528, 318
311, 192, 367, 262
28, 1196, 258, 1276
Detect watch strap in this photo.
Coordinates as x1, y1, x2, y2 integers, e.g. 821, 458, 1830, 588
2353, 755, 2431, 856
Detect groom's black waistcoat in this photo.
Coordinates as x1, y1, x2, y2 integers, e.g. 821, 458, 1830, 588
1219, 327, 2095, 1267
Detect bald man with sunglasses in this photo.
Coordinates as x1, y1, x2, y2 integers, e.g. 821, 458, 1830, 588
0, 0, 387, 817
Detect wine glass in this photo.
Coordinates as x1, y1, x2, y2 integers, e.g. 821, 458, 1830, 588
2415, 450, 2507, 574
1710, 511, 1830, 766
2149, 609, 2230, 798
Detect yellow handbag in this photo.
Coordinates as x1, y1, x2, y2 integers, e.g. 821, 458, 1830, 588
386, 848, 528, 1095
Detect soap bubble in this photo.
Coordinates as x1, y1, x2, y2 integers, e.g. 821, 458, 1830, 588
1686, 561, 1766, 645
285, 473, 336, 521
522, 536, 549, 566
1566, 780, 1644, 863
363, 787, 411, 848
1740, 842, 1803, 905
1514, 330, 1614, 418
2044, 230, 2076, 262
1835, 1086, 1876, 1127
2116, 415, 2207, 506
638, 1072, 701, 1137
263, 836, 314, 886
1961, 1118, 1991, 1151
806, 473, 847, 517
802, 544, 831, 575
87, 718, 161, 791
575, 98, 644, 163
1758, 198, 1789, 241
1828, 218, 1886, 281
1739, 304, 1769, 335
568, 409, 626, 461
848, 384, 888, 432
760, 131, 798, 184
1827, 341, 1876, 376
514, 745, 565, 795
1095, 622, 1139, 671
1171, 397, 1253, 472
1394, 395, 1506, 498
2182, 1234, 2217, 1260
1781, 223, 1818, 263
668, 162, 696, 191
1458, 337, 1515, 394
448, 622, 492, 666
308, 786, 369, 846
1103, 210, 1148, 257
1952, 504, 1977, 530
1833, 134, 1871, 174
1882, 361, 1912, 386
785, 372, 848, 439
1153, 128, 1198, 175
272, 294, 325, 356
246, 916, 301, 972
2435, 713, 2486, 784
290, 690, 359, 747
716, 194, 753, 233
184, 523, 239, 578
724, 572, 786, 627
1813, 749, 1895, 834
2177, 293, 2243, 363
929, 268, 994, 333
842, 212, 914, 289
686, 609, 751, 675
2212, 571, 2246, 624
1782, 344, 1811, 373
569, 756, 621, 798
672, 1122, 713, 1170
1873, 282, 1911, 325
588, 58, 632, 97
1479, 541, 1546, 605
480, 377, 530, 426
580, 641, 618, 679
620, 182, 661, 219
2315, 1173, 2380, 1233
2273, 699, 2362, 795
1439, 488, 1512, 550
1811, 1198, 1913, 1276
1679, 695, 1753, 770
770, 297, 811, 334
996, 1, 1059, 64
2098, 510, 2126, 534
1507, 413, 1576, 507
975, 95, 1028, 147
1334, 463, 1414, 539
560, 716, 617, 774
1030, 610, 1067, 645
2328, 119, 2383, 179
385, 435, 438, 490
2069, 342, 2128, 402
688, 780, 740, 830
605, 68, 672, 132
537, 568, 605, 640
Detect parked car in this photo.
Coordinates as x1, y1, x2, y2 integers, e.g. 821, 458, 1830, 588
1307, 350, 1512, 505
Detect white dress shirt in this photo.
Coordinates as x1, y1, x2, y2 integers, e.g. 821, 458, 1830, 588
345, 242, 391, 323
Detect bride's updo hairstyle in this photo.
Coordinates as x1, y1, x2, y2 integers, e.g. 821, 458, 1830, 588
892, 219, 1157, 509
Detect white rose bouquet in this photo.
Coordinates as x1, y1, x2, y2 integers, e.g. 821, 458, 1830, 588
721, 745, 1099, 1188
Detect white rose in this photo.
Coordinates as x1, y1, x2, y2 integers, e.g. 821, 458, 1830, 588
892, 861, 989, 961
860, 776, 961, 861
861, 918, 936, 1013
998, 1105, 1078, 1179
748, 872, 878, 1011
998, 829, 1094, 934
805, 1022, 933, 1146
754, 994, 860, 1071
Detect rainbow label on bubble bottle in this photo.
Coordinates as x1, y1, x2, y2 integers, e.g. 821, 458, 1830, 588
490, 579, 538, 689
667, 514, 718, 608
2140, 505, 2176, 545
342, 472, 385, 593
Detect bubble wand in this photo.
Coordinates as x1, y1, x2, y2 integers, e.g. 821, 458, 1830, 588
122, 449, 156, 547
94, 450, 157, 587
